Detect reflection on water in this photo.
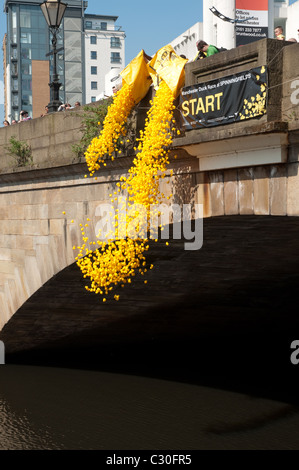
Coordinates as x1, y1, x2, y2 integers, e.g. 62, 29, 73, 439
0, 395, 61, 450
1, 364, 299, 450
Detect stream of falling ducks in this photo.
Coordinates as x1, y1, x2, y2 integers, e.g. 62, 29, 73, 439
74, 80, 179, 301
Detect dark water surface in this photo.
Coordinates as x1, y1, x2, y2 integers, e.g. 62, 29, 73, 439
1, 364, 299, 450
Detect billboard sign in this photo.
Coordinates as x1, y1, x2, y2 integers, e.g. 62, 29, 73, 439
236, 0, 268, 46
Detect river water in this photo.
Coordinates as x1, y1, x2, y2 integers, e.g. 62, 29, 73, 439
1, 364, 299, 450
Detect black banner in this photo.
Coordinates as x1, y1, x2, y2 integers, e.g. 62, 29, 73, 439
179, 66, 267, 130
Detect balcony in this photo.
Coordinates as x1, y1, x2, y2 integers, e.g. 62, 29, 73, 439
111, 55, 121, 64
85, 23, 124, 32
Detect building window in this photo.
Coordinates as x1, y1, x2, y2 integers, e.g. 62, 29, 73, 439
91, 81, 98, 90
22, 77, 32, 91
91, 96, 96, 102
11, 47, 18, 60
22, 94, 32, 106
21, 63, 32, 75
21, 47, 31, 60
86, 20, 92, 29
12, 79, 18, 91
91, 51, 97, 60
20, 32, 31, 44
12, 94, 19, 107
111, 37, 121, 48
20, 10, 31, 28
111, 52, 121, 63
101, 22, 107, 30
90, 35, 97, 45
11, 63, 18, 76
91, 66, 97, 75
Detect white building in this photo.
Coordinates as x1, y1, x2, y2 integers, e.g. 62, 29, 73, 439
279, 0, 299, 41
170, 1, 299, 64
170, 22, 203, 62
84, 14, 125, 104
202, 0, 299, 50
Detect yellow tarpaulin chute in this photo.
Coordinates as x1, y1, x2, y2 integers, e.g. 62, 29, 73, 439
148, 44, 188, 98
120, 50, 153, 105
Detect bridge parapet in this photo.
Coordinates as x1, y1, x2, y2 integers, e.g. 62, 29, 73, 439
175, 38, 299, 157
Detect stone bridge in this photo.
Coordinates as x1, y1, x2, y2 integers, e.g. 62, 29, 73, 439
0, 39, 299, 384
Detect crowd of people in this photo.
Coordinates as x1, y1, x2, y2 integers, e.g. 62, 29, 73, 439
2, 101, 81, 126
57, 101, 81, 112
3, 109, 32, 126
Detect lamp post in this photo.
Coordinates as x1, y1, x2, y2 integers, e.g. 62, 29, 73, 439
40, 0, 67, 113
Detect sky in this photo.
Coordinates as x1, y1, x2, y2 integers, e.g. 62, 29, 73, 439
84, 0, 203, 63
0, 0, 203, 123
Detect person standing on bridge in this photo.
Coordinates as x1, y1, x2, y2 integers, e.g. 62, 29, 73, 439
193, 40, 219, 61
19, 110, 31, 122
274, 26, 285, 40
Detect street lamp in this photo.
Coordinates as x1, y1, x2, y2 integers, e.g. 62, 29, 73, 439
40, 0, 68, 113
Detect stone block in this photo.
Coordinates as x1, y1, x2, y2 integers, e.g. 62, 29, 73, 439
195, 172, 211, 218
172, 173, 195, 207
7, 205, 25, 219
33, 236, 49, 247
0, 292, 11, 329
0, 248, 12, 261
24, 256, 42, 296
1, 220, 21, 235
0, 205, 24, 220
0, 235, 17, 249
48, 235, 67, 274
238, 168, 254, 214
15, 236, 33, 250
253, 166, 270, 215
13, 266, 30, 309
66, 227, 79, 265
210, 171, 224, 217
35, 244, 55, 285
288, 135, 299, 163
32, 148, 52, 166
15, 266, 30, 299
0, 261, 15, 275
11, 249, 26, 266
0, 206, 8, 219
287, 162, 299, 215
48, 203, 77, 220
269, 165, 287, 215
24, 204, 49, 220
23, 219, 49, 236
49, 219, 65, 236
3, 282, 15, 323
44, 187, 65, 205
30, 135, 51, 151
224, 169, 239, 215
